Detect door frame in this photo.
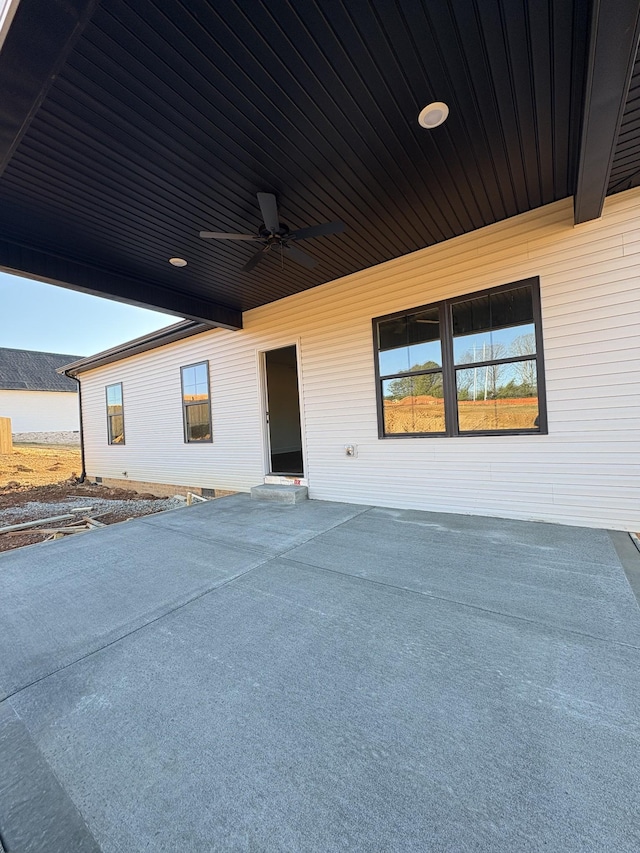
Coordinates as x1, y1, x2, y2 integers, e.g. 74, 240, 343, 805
256, 339, 308, 483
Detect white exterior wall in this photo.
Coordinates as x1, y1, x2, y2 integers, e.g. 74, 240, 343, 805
0, 389, 79, 432
79, 193, 640, 530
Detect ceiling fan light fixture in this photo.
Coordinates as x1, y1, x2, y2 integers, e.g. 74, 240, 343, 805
418, 101, 449, 129
169, 257, 187, 267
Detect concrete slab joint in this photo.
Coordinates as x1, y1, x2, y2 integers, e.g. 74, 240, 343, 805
250, 484, 308, 504
2, 495, 640, 852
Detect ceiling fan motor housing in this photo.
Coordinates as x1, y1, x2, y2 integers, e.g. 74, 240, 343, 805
198, 193, 344, 271
259, 223, 290, 240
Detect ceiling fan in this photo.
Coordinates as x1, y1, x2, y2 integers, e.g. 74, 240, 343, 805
199, 193, 345, 272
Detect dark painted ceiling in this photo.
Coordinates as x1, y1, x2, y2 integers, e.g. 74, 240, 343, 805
0, 0, 639, 328
610, 55, 640, 194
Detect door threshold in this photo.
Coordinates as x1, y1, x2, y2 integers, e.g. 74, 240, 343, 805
265, 474, 308, 487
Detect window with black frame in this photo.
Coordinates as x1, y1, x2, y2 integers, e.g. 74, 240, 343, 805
181, 361, 212, 442
374, 279, 546, 437
376, 306, 446, 435
106, 382, 124, 444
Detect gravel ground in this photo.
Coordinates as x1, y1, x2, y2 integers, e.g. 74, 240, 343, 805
0, 481, 187, 553
0, 495, 182, 524
13, 431, 81, 446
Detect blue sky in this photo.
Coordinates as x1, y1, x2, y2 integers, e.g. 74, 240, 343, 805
0, 272, 179, 357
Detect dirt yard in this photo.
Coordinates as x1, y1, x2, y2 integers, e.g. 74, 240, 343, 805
0, 444, 183, 553
0, 444, 82, 489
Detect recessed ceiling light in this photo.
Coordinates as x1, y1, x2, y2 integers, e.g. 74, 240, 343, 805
418, 102, 449, 129
169, 257, 187, 267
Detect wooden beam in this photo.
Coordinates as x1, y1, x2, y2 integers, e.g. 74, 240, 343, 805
0, 514, 76, 534
0, 0, 99, 177
0, 239, 243, 330
574, 0, 640, 224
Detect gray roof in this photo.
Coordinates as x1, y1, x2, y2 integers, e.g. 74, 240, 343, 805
0, 347, 83, 392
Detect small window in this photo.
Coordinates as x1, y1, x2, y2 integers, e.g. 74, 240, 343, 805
181, 361, 212, 442
373, 278, 547, 437
106, 383, 124, 444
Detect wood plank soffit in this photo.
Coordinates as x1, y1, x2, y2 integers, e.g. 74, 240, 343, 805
0, 0, 99, 176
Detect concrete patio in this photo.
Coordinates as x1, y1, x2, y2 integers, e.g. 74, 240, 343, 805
0, 495, 639, 852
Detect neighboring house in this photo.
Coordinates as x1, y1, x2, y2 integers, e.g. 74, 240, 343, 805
0, 347, 82, 433
62, 192, 640, 532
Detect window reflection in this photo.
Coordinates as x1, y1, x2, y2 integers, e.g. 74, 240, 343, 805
106, 384, 122, 408
109, 415, 124, 443
373, 279, 545, 437
379, 340, 442, 376
181, 362, 211, 442
182, 363, 209, 401
106, 382, 124, 444
456, 361, 539, 431
452, 286, 533, 335
382, 375, 445, 434
378, 308, 442, 376
452, 286, 535, 365
453, 325, 535, 365
185, 403, 211, 441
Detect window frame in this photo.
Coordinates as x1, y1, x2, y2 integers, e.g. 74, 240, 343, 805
373, 277, 548, 438
105, 382, 125, 445
180, 360, 213, 444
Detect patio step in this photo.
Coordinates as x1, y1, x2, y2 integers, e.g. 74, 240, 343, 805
250, 484, 308, 504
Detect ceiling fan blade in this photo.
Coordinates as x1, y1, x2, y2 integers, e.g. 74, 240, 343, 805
242, 243, 270, 272
283, 243, 317, 269
199, 231, 260, 240
288, 221, 345, 241
257, 192, 279, 234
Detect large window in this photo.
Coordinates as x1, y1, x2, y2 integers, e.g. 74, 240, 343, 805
374, 278, 547, 437
181, 361, 212, 442
105, 383, 125, 444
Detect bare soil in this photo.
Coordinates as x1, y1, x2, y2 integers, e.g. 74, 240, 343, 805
1, 444, 82, 488
0, 445, 180, 553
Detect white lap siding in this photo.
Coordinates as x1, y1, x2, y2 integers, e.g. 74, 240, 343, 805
0, 389, 79, 432
79, 193, 640, 530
